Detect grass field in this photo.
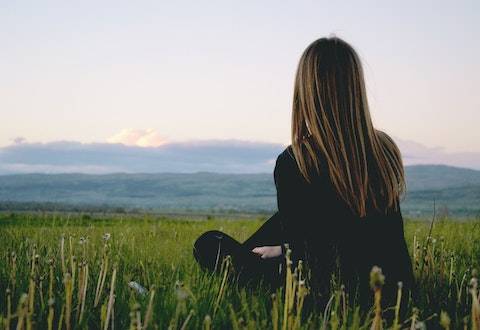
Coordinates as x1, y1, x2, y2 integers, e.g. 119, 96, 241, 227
1, 213, 480, 329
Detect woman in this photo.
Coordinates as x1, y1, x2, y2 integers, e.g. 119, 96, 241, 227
193, 36, 414, 310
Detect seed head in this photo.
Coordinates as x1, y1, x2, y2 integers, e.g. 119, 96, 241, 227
63, 273, 72, 283
203, 315, 212, 328
18, 293, 28, 305
285, 248, 292, 258
369, 266, 385, 290
472, 268, 478, 279
238, 317, 245, 327
128, 281, 147, 296
415, 321, 426, 330
175, 280, 189, 301
440, 311, 451, 329
132, 303, 141, 311
469, 277, 478, 290
412, 307, 419, 316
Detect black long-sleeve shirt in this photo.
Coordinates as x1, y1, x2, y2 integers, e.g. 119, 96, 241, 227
272, 146, 414, 307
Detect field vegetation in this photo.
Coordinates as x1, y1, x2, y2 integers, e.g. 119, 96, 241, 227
1, 213, 480, 329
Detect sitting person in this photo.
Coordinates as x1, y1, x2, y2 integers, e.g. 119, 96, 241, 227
193, 36, 414, 312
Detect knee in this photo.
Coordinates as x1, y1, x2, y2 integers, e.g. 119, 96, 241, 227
193, 231, 226, 269
194, 231, 224, 250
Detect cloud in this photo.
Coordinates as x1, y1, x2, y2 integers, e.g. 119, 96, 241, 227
0, 163, 117, 174
12, 137, 27, 144
0, 137, 479, 175
107, 129, 167, 147
395, 137, 480, 170
0, 140, 284, 174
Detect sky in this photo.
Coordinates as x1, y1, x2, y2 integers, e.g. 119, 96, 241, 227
1, 0, 479, 152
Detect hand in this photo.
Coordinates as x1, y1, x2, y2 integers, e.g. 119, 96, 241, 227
252, 246, 282, 259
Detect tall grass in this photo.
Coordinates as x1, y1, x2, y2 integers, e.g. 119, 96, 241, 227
0, 213, 479, 329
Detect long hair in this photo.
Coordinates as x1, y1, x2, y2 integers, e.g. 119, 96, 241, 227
291, 36, 405, 217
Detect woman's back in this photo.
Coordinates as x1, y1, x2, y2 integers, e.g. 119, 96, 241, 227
274, 144, 414, 308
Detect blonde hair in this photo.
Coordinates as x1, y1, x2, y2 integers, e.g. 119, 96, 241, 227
291, 37, 405, 217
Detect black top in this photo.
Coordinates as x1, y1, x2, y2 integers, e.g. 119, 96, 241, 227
273, 146, 414, 306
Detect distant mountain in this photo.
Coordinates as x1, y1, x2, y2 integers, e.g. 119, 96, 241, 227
405, 165, 480, 190
0, 165, 479, 217
0, 172, 276, 212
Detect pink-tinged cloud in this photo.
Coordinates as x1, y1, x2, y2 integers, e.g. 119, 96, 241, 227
107, 129, 167, 147
395, 137, 480, 170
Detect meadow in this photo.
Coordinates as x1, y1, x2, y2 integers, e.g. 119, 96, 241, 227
1, 213, 479, 329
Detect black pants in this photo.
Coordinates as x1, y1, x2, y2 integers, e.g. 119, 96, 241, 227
193, 212, 285, 289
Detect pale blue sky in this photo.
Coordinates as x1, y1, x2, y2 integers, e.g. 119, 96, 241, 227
1, 0, 479, 151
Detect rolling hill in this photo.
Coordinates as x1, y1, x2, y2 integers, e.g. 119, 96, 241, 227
0, 165, 479, 217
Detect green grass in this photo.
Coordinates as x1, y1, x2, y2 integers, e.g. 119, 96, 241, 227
0, 213, 480, 329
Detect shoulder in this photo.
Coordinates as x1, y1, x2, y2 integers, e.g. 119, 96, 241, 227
274, 146, 297, 173
274, 146, 296, 182
274, 145, 330, 184
276, 145, 296, 165
274, 146, 309, 186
